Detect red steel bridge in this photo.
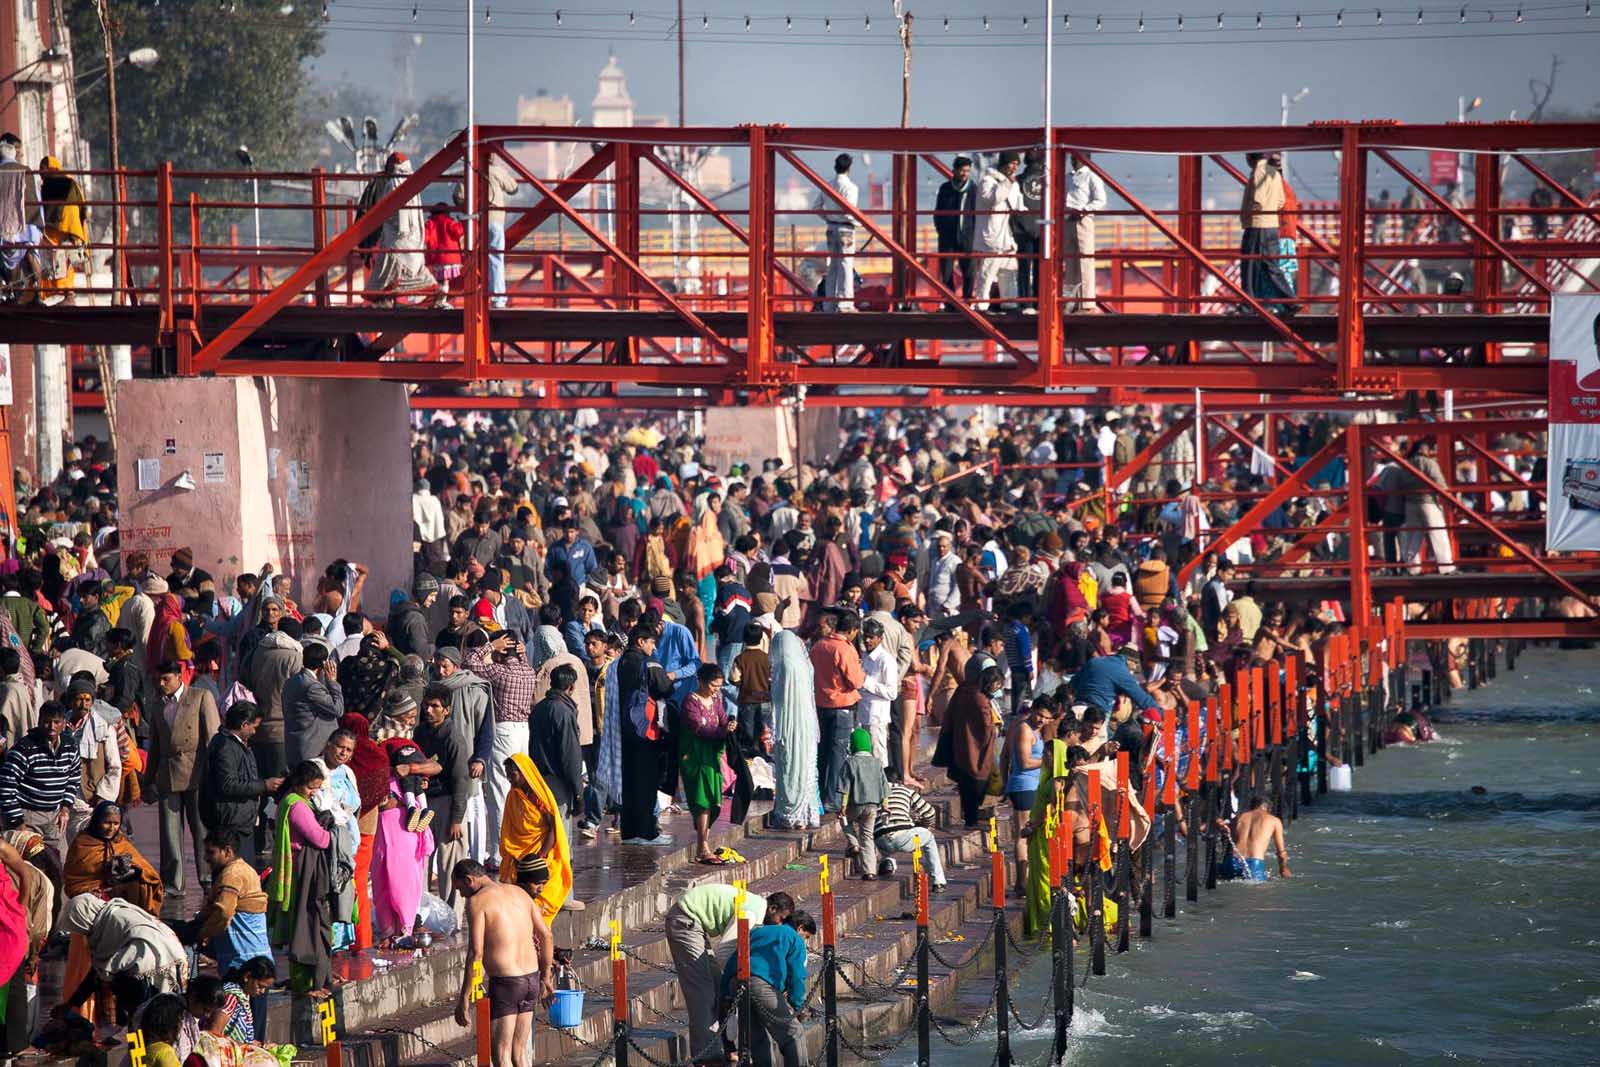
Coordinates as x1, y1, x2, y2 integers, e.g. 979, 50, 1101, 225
8, 121, 1600, 639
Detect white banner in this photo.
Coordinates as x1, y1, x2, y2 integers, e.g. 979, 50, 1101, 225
1547, 294, 1600, 551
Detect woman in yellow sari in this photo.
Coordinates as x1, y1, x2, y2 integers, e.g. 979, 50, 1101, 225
61, 801, 162, 1024
497, 753, 573, 922
38, 156, 88, 296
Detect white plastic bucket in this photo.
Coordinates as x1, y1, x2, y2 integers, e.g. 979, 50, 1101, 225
1328, 764, 1353, 792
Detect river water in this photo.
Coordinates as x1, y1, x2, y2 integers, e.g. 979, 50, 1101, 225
903, 646, 1600, 1066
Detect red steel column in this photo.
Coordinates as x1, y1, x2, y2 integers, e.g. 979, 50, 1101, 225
1035, 144, 1066, 388
745, 126, 775, 388
464, 134, 491, 381
1472, 152, 1502, 364
1337, 126, 1367, 391
1348, 420, 1370, 616
613, 143, 640, 364
1177, 154, 1203, 365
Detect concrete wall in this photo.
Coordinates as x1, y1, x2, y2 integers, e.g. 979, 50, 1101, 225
116, 377, 412, 607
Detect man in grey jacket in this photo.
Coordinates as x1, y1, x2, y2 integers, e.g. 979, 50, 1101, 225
432, 647, 495, 862
283, 641, 345, 767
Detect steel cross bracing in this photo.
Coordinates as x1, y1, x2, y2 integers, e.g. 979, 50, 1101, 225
9, 121, 1600, 403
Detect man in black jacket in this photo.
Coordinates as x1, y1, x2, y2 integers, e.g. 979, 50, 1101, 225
69, 579, 112, 658
416, 683, 472, 910
617, 624, 677, 846
528, 663, 584, 835
200, 701, 280, 865
934, 155, 978, 304
388, 573, 439, 660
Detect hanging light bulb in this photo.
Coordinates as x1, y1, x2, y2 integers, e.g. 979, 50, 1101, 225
1336, 8, 1343, 26
824, 16, 831, 30
1178, 13, 1184, 29
1022, 15, 1029, 28
1138, 13, 1145, 32
1296, 11, 1303, 27
1416, 7, 1423, 22
1375, 8, 1382, 24
864, 13, 871, 28
410, 3, 416, 20
744, 14, 750, 31
1064, 13, 1070, 28
484, 5, 490, 22
320, 1, 328, 18
554, 9, 561, 25
1458, 5, 1466, 20
629, 11, 635, 25
785, 15, 791, 30
702, 12, 708, 28
1514, 5, 1523, 21
1256, 11, 1263, 27
1217, 12, 1224, 27
983, 14, 991, 31
942, 16, 949, 29
1095, 14, 1102, 30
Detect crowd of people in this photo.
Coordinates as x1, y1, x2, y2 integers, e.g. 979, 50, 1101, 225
0, 398, 1513, 1067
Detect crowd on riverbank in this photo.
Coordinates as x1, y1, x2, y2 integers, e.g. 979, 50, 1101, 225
0, 402, 1514, 1066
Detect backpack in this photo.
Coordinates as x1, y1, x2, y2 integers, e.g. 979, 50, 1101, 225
627, 687, 662, 742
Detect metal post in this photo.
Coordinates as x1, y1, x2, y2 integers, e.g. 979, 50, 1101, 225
1161, 712, 1178, 920
611, 924, 629, 1067
992, 837, 1010, 1067
1186, 699, 1203, 902
1114, 751, 1130, 953
736, 911, 751, 1067
1087, 769, 1106, 976
822, 862, 837, 1067
1336, 125, 1367, 390
916, 860, 930, 1067
1050, 875, 1069, 1064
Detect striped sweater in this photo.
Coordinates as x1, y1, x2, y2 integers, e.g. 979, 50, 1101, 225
0, 730, 81, 823
874, 784, 938, 839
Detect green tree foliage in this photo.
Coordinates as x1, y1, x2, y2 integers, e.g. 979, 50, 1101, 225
68, 0, 325, 171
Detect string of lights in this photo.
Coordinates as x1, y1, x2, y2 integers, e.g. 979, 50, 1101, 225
217, 1, 1600, 48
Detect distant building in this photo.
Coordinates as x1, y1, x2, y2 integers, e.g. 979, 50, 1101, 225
507, 55, 731, 208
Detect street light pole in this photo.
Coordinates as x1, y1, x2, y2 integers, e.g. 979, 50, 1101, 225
95, 0, 124, 303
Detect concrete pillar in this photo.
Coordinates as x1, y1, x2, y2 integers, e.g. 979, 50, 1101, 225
115, 377, 412, 604
34, 343, 67, 484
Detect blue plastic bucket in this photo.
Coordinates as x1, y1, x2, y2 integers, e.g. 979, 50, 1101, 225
550, 988, 584, 1029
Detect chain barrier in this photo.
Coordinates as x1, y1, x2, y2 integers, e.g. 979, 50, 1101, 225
923, 918, 999, 971
1007, 980, 1056, 1033
927, 980, 1001, 1048
828, 1013, 922, 1063
831, 957, 916, 1001
356, 1027, 476, 1067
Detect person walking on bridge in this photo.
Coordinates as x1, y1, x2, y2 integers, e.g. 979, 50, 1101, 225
974, 151, 1023, 311
815, 153, 859, 312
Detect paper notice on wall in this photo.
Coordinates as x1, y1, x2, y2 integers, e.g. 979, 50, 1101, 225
1548, 293, 1600, 551
137, 457, 160, 491
0, 345, 12, 406
267, 448, 281, 480
203, 452, 226, 483
298, 462, 312, 492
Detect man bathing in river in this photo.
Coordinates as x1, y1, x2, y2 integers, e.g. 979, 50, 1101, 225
454, 858, 556, 1067
1232, 796, 1291, 880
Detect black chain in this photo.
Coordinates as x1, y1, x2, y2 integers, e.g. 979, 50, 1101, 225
831, 957, 915, 1001
928, 982, 1000, 1047
356, 1027, 476, 1067
827, 1012, 921, 1063
924, 919, 998, 971
1006, 981, 1055, 1033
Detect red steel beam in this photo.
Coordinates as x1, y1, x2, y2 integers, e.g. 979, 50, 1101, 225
1405, 619, 1600, 640
776, 147, 1030, 366
1370, 438, 1596, 611
190, 135, 465, 371
1075, 154, 1326, 365
491, 145, 740, 361
1178, 430, 1347, 587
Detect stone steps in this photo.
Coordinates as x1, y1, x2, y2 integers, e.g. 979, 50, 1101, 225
298, 783, 1016, 1067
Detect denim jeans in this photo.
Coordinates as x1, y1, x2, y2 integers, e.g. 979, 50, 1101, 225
817, 705, 855, 813
487, 221, 507, 304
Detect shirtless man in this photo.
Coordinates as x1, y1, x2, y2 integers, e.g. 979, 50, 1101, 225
452, 859, 555, 1067
1232, 795, 1291, 880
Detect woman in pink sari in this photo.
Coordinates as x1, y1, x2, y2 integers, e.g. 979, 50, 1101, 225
369, 742, 435, 944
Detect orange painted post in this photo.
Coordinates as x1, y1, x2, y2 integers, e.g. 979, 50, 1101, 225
1220, 683, 1235, 774
473, 959, 491, 1067
611, 920, 629, 1067
1269, 663, 1283, 748
1252, 665, 1267, 753
1086, 768, 1107, 973
1185, 700, 1201, 793
820, 860, 836, 1067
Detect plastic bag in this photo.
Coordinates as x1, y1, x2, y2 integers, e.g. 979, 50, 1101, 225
416, 891, 458, 936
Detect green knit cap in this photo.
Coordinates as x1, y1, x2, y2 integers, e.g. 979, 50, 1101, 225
850, 727, 873, 754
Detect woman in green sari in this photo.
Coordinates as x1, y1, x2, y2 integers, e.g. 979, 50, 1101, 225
1021, 739, 1071, 938
267, 761, 336, 996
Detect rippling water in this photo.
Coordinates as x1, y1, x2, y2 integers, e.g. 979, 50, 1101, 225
900, 646, 1600, 1066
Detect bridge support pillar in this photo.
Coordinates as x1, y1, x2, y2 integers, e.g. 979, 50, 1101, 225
114, 376, 413, 604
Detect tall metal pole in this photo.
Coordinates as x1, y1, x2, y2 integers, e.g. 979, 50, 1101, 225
96, 0, 123, 303
466, 0, 476, 265
898, 9, 913, 127
677, 0, 686, 128
1041, 0, 1055, 264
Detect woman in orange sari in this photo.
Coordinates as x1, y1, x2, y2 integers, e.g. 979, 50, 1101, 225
496, 754, 572, 923
62, 801, 162, 1025
685, 501, 726, 646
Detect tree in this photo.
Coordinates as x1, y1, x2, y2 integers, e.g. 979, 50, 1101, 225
68, 0, 325, 172
412, 93, 465, 161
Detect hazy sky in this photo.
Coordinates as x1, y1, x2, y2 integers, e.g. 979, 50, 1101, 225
310, 0, 1600, 200
314, 0, 1600, 126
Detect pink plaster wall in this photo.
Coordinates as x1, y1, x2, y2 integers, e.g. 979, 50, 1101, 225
116, 377, 411, 608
